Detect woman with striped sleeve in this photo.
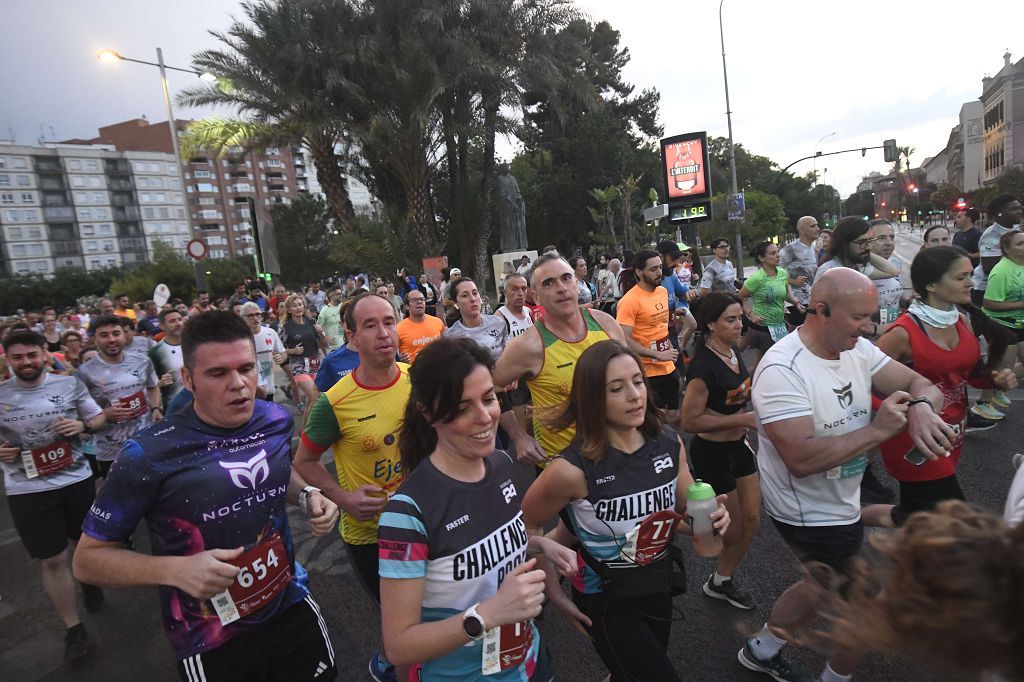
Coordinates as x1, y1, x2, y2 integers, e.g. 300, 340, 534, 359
377, 337, 575, 681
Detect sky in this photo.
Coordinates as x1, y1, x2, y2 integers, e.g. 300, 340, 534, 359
1, 0, 1017, 198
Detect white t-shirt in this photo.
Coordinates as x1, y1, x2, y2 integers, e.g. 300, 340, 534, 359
253, 326, 286, 395
699, 259, 737, 293
972, 223, 1014, 291
874, 255, 905, 322
815, 258, 875, 280
752, 332, 890, 526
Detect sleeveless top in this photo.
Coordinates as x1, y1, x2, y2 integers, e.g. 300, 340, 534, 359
559, 427, 680, 594
526, 309, 609, 461
879, 313, 977, 482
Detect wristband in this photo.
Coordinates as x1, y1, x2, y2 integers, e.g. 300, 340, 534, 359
906, 397, 932, 409
299, 485, 321, 515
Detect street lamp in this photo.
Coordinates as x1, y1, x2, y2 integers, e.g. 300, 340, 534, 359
813, 131, 838, 187
96, 47, 212, 290
718, 0, 743, 276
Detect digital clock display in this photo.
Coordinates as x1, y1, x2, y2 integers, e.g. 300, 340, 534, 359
670, 200, 712, 223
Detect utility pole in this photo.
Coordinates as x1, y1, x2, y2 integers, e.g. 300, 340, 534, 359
719, 0, 743, 276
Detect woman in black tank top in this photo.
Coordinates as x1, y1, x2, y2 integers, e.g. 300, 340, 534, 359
682, 293, 761, 611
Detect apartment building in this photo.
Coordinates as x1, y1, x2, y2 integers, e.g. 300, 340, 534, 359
980, 51, 1023, 185
0, 142, 189, 277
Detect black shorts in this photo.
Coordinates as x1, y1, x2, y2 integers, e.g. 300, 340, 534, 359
688, 435, 758, 495
744, 322, 776, 353
891, 475, 965, 527
85, 454, 112, 480
771, 518, 864, 577
648, 372, 681, 411
344, 542, 380, 605
7, 477, 95, 560
995, 322, 1024, 343
176, 595, 336, 682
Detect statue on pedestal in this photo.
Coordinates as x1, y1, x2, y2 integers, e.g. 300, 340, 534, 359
495, 163, 528, 252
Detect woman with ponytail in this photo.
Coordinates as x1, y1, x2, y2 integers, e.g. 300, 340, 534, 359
862, 245, 1017, 528
379, 337, 574, 681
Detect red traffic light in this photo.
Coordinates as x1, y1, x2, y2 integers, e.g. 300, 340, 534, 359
906, 183, 916, 192
955, 198, 967, 209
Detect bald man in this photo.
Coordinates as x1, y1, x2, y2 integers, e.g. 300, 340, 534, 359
778, 216, 820, 326
739, 268, 954, 682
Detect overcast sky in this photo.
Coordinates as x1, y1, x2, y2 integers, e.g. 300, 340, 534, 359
1, 0, 1017, 197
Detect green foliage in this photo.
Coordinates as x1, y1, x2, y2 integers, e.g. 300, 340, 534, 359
697, 190, 786, 246
108, 244, 195, 303
0, 266, 122, 315
269, 195, 337, 286
329, 209, 420, 279
844, 190, 876, 218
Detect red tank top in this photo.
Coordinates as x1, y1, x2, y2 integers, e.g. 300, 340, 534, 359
880, 313, 978, 482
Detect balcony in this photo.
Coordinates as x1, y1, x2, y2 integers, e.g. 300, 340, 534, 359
43, 192, 69, 207
108, 179, 133, 191
195, 210, 223, 220
52, 240, 81, 256
49, 224, 77, 241
230, 184, 254, 194
111, 195, 136, 207
113, 206, 141, 221
189, 156, 212, 165
33, 159, 63, 173
117, 223, 143, 237
39, 178, 65, 191
104, 159, 131, 175
119, 237, 148, 252
44, 206, 75, 221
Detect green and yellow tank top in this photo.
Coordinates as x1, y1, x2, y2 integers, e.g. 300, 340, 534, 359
527, 309, 609, 462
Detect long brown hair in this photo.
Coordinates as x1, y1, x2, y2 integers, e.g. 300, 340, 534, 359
548, 340, 661, 461
826, 501, 1024, 678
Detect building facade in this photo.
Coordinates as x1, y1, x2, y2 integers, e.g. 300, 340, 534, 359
0, 142, 189, 277
980, 51, 1024, 185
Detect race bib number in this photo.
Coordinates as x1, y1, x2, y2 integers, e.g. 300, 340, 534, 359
482, 621, 534, 675
308, 356, 322, 374
620, 509, 684, 565
116, 390, 148, 420
649, 337, 672, 353
21, 439, 73, 479
211, 533, 291, 625
879, 306, 901, 326
768, 324, 789, 343
826, 454, 868, 480
259, 359, 272, 380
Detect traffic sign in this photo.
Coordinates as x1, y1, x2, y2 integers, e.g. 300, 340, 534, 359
187, 239, 208, 261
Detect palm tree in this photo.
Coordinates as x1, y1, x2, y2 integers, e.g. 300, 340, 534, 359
177, 0, 357, 233
589, 186, 619, 247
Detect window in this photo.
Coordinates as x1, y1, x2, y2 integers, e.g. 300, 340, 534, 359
199, 196, 216, 205
105, 257, 118, 267
0, 158, 5, 169
89, 258, 101, 269
143, 207, 155, 219
1, 193, 13, 204
69, 159, 81, 171
265, 147, 280, 155
264, 159, 283, 168
85, 160, 99, 171
12, 244, 25, 257
7, 226, 22, 239
196, 183, 215, 193
12, 158, 26, 169
194, 170, 211, 178
95, 208, 107, 219
0, 175, 9, 186
21, 193, 33, 203
153, 192, 166, 202
103, 240, 114, 251
89, 177, 101, 188
71, 176, 85, 188
86, 241, 98, 252
98, 224, 113, 235
149, 177, 164, 188
82, 224, 95, 236
29, 243, 44, 256
92, 192, 103, 203
158, 207, 170, 219
75, 192, 88, 203
16, 175, 30, 187
140, 193, 151, 203
80, 208, 92, 219
23, 209, 38, 221
137, 177, 148, 188
27, 226, 42, 239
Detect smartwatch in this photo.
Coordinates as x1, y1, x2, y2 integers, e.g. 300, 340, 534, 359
462, 603, 486, 641
299, 485, 321, 514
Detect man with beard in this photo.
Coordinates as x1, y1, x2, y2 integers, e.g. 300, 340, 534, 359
75, 315, 161, 479
617, 250, 682, 426
149, 308, 187, 406
816, 216, 900, 282
0, 330, 107, 663
779, 216, 821, 326
866, 219, 908, 335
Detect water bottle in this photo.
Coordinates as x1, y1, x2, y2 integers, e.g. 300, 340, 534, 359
687, 480, 722, 557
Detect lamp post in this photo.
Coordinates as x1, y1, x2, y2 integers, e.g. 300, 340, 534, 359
96, 48, 215, 291
718, 0, 743, 276
813, 131, 838, 187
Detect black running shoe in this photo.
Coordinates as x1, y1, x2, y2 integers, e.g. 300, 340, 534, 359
737, 641, 813, 682
703, 574, 755, 609
64, 624, 94, 664
965, 411, 998, 433
81, 583, 105, 613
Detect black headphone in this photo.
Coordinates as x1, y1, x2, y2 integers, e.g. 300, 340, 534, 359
806, 303, 831, 317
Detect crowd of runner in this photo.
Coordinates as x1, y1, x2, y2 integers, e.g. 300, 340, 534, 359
1, 195, 1024, 681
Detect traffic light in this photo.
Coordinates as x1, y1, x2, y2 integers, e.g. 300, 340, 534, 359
955, 198, 967, 209
883, 139, 898, 163
907, 183, 916, 192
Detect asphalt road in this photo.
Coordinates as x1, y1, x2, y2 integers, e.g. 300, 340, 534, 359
0, 233, 1011, 682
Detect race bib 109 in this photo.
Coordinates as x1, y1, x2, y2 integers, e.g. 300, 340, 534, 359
21, 439, 74, 478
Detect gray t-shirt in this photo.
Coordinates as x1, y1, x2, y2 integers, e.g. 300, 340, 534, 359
699, 259, 737, 293
76, 353, 159, 461
443, 316, 509, 361
874, 255, 905, 320
0, 373, 101, 495
253, 326, 286, 395
779, 239, 818, 305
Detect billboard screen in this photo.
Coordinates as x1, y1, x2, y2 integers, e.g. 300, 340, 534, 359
660, 132, 711, 202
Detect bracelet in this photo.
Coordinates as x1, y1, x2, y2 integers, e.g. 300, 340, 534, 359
151, 406, 164, 414
906, 397, 932, 409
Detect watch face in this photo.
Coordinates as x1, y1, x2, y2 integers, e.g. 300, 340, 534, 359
464, 615, 484, 639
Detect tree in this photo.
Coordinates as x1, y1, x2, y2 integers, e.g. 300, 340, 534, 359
269, 195, 337, 285
844, 190, 876, 218
588, 186, 619, 247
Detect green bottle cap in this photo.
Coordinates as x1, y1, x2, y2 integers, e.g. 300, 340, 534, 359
687, 480, 716, 500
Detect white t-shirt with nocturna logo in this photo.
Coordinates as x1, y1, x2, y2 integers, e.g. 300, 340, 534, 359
76, 352, 159, 461
0, 373, 102, 494
752, 332, 890, 526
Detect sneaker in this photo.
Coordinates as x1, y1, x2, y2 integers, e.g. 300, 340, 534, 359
64, 624, 94, 664
971, 402, 1006, 421
991, 390, 1012, 410
859, 464, 894, 505
966, 411, 998, 433
368, 651, 397, 682
81, 583, 104, 613
703, 574, 755, 609
737, 641, 813, 682
1013, 453, 1024, 470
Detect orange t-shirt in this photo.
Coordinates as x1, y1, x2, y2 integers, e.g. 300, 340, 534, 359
397, 315, 445, 363
615, 285, 674, 377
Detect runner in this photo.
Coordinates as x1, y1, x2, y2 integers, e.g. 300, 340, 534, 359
148, 308, 186, 407
316, 286, 345, 351
121, 316, 156, 354
920, 225, 952, 250
861, 246, 1017, 528
493, 253, 625, 465
73, 311, 340, 682
740, 268, 954, 682
616, 250, 682, 426
292, 293, 408, 682
522, 340, 728, 681
378, 337, 575, 681
397, 289, 444, 363
866, 219, 908, 337
681, 293, 759, 610
571, 256, 596, 306
75, 314, 161, 479
738, 240, 802, 373
494, 274, 535, 341
1, 330, 107, 663
779, 216, 821, 327
815, 216, 901, 281
280, 294, 328, 415
699, 238, 738, 295
241, 302, 286, 402
981, 229, 1024, 413
656, 240, 696, 363
442, 278, 508, 361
